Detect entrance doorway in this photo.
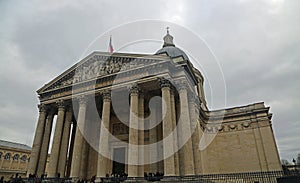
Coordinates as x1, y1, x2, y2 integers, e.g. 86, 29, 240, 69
112, 147, 126, 174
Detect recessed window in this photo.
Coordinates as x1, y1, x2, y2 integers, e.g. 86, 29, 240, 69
0, 152, 2, 159
21, 155, 27, 162
13, 154, 19, 161
4, 153, 11, 160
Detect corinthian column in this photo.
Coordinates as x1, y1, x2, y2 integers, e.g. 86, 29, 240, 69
160, 79, 175, 176
128, 85, 139, 177
97, 91, 111, 178
37, 109, 55, 177
170, 88, 180, 176
149, 103, 158, 173
27, 104, 47, 176
48, 100, 66, 177
57, 108, 73, 177
138, 92, 144, 177
177, 82, 195, 175
70, 96, 87, 179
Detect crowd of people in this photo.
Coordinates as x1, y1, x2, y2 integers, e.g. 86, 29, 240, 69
144, 172, 164, 181
0, 174, 24, 183
0, 171, 166, 183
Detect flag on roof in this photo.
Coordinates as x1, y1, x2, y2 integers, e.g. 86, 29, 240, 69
109, 35, 114, 53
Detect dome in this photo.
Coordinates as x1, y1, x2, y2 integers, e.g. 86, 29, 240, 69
155, 28, 189, 61
155, 46, 189, 61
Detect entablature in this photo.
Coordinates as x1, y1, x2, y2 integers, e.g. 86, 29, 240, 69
38, 52, 199, 103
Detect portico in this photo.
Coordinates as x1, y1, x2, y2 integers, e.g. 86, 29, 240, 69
27, 31, 282, 180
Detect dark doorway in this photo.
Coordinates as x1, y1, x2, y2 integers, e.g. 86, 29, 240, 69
112, 147, 126, 174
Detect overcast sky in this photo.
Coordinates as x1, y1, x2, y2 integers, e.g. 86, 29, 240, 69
0, 0, 299, 163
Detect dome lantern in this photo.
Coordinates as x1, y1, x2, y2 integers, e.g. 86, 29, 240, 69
155, 27, 189, 61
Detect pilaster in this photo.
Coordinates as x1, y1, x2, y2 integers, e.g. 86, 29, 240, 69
177, 82, 195, 175
188, 95, 202, 175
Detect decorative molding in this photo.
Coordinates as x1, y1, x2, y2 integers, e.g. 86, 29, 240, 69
242, 122, 250, 128
202, 121, 254, 133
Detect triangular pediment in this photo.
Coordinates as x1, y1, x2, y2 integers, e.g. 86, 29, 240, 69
37, 51, 169, 95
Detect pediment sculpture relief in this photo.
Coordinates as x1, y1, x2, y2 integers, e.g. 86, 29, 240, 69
47, 56, 147, 90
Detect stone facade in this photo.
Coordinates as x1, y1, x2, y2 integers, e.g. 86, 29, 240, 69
27, 32, 282, 180
0, 140, 31, 180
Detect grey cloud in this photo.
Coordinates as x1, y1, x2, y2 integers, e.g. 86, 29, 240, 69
0, 0, 299, 162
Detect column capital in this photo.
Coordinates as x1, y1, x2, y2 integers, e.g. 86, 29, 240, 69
176, 80, 188, 92
56, 100, 66, 111
38, 104, 47, 113
66, 105, 73, 112
159, 78, 171, 88
76, 95, 87, 106
47, 107, 56, 116
139, 88, 145, 98
129, 84, 139, 95
102, 90, 111, 102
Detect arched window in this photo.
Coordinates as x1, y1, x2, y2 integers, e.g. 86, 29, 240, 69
4, 153, 11, 160
13, 154, 19, 161
21, 155, 27, 162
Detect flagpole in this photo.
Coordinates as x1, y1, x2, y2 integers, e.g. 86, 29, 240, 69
109, 35, 114, 53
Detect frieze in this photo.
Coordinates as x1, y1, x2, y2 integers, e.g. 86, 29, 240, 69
202, 121, 254, 133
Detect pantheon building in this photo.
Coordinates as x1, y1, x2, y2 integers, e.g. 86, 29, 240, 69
27, 31, 282, 180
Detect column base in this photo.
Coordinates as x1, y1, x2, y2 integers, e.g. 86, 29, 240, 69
95, 177, 104, 183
